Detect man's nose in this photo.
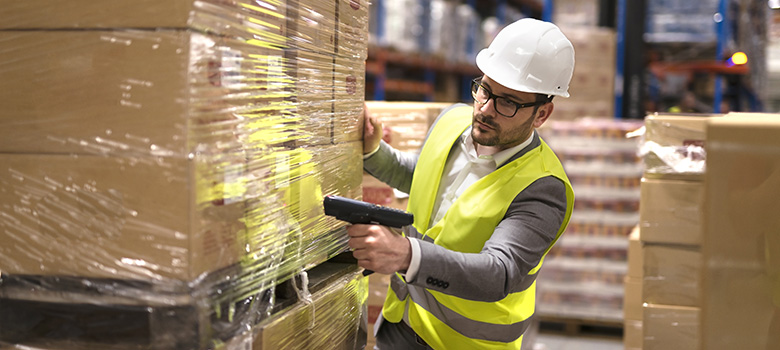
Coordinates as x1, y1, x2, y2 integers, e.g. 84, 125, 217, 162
479, 97, 497, 117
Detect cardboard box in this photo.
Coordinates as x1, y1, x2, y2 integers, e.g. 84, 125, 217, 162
0, 0, 287, 35
643, 304, 700, 350
286, 0, 337, 53
315, 142, 364, 200
362, 173, 396, 206
287, 49, 336, 146
364, 101, 433, 153
554, 0, 600, 27
639, 177, 704, 245
555, 26, 616, 113
252, 269, 367, 350
0, 144, 361, 283
367, 102, 430, 124
623, 318, 644, 350
283, 142, 363, 248
0, 153, 251, 281
561, 26, 617, 66
364, 100, 452, 130
550, 99, 614, 121
0, 30, 287, 155
333, 55, 366, 143
567, 67, 615, 101
701, 113, 780, 350
628, 225, 644, 278
642, 114, 715, 179
336, 0, 370, 59
424, 102, 455, 128
362, 173, 409, 210
643, 244, 701, 307
624, 277, 644, 320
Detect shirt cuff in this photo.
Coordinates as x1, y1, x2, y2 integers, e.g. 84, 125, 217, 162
362, 144, 381, 159
405, 237, 421, 281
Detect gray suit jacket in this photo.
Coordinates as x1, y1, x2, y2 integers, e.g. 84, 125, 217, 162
364, 104, 567, 303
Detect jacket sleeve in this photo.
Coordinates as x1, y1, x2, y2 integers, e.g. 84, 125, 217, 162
407, 176, 567, 302
363, 103, 468, 194
363, 140, 418, 194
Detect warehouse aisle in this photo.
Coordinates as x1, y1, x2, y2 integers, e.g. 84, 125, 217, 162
534, 333, 624, 350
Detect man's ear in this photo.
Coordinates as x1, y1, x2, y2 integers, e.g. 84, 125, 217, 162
533, 103, 554, 128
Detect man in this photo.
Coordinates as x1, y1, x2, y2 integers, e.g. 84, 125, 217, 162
347, 18, 575, 350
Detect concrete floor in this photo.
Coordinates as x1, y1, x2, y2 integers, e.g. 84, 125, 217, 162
534, 333, 624, 350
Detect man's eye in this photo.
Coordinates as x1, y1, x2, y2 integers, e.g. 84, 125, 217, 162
497, 98, 516, 108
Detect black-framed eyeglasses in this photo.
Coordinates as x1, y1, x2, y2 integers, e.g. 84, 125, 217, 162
470, 78, 547, 118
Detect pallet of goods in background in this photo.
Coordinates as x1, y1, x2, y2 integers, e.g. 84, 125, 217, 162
625, 114, 711, 350
624, 112, 780, 350
535, 118, 644, 328
553, 26, 617, 121
0, 1, 370, 349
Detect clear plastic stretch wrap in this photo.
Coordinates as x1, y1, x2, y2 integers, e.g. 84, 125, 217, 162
638, 114, 714, 178
0, 1, 368, 349
243, 265, 368, 350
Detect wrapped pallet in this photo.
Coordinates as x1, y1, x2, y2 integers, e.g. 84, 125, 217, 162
0, 1, 369, 349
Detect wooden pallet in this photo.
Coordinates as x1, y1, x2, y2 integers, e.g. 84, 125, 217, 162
0, 270, 266, 350
538, 315, 624, 339
0, 260, 359, 350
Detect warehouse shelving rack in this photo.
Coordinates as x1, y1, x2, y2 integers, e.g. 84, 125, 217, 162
365, 0, 545, 103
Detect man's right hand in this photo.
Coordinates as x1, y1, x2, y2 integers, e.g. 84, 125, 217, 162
362, 106, 383, 155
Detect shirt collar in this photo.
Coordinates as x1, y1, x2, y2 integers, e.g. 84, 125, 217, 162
461, 127, 535, 167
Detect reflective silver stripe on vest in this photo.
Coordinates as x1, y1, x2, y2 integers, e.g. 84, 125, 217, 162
391, 274, 409, 300
405, 225, 432, 242
392, 281, 533, 343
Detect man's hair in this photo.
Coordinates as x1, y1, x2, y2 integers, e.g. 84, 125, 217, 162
532, 94, 554, 115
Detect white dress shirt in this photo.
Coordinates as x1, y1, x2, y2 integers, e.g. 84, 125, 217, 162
404, 127, 535, 280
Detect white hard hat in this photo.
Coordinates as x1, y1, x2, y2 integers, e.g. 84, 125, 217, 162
476, 18, 575, 98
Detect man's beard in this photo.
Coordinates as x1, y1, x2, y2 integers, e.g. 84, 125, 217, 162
471, 112, 535, 148
471, 113, 501, 146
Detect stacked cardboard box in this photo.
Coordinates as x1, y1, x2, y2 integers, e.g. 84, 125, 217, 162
220, 264, 368, 350
623, 226, 644, 350
700, 114, 780, 350
0, 1, 369, 349
625, 114, 713, 350
553, 0, 601, 28
536, 118, 644, 322
554, 27, 617, 120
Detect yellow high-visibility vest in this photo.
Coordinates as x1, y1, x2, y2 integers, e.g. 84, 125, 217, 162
382, 105, 574, 349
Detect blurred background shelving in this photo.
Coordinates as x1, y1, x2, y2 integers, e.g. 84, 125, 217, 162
366, 0, 775, 117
